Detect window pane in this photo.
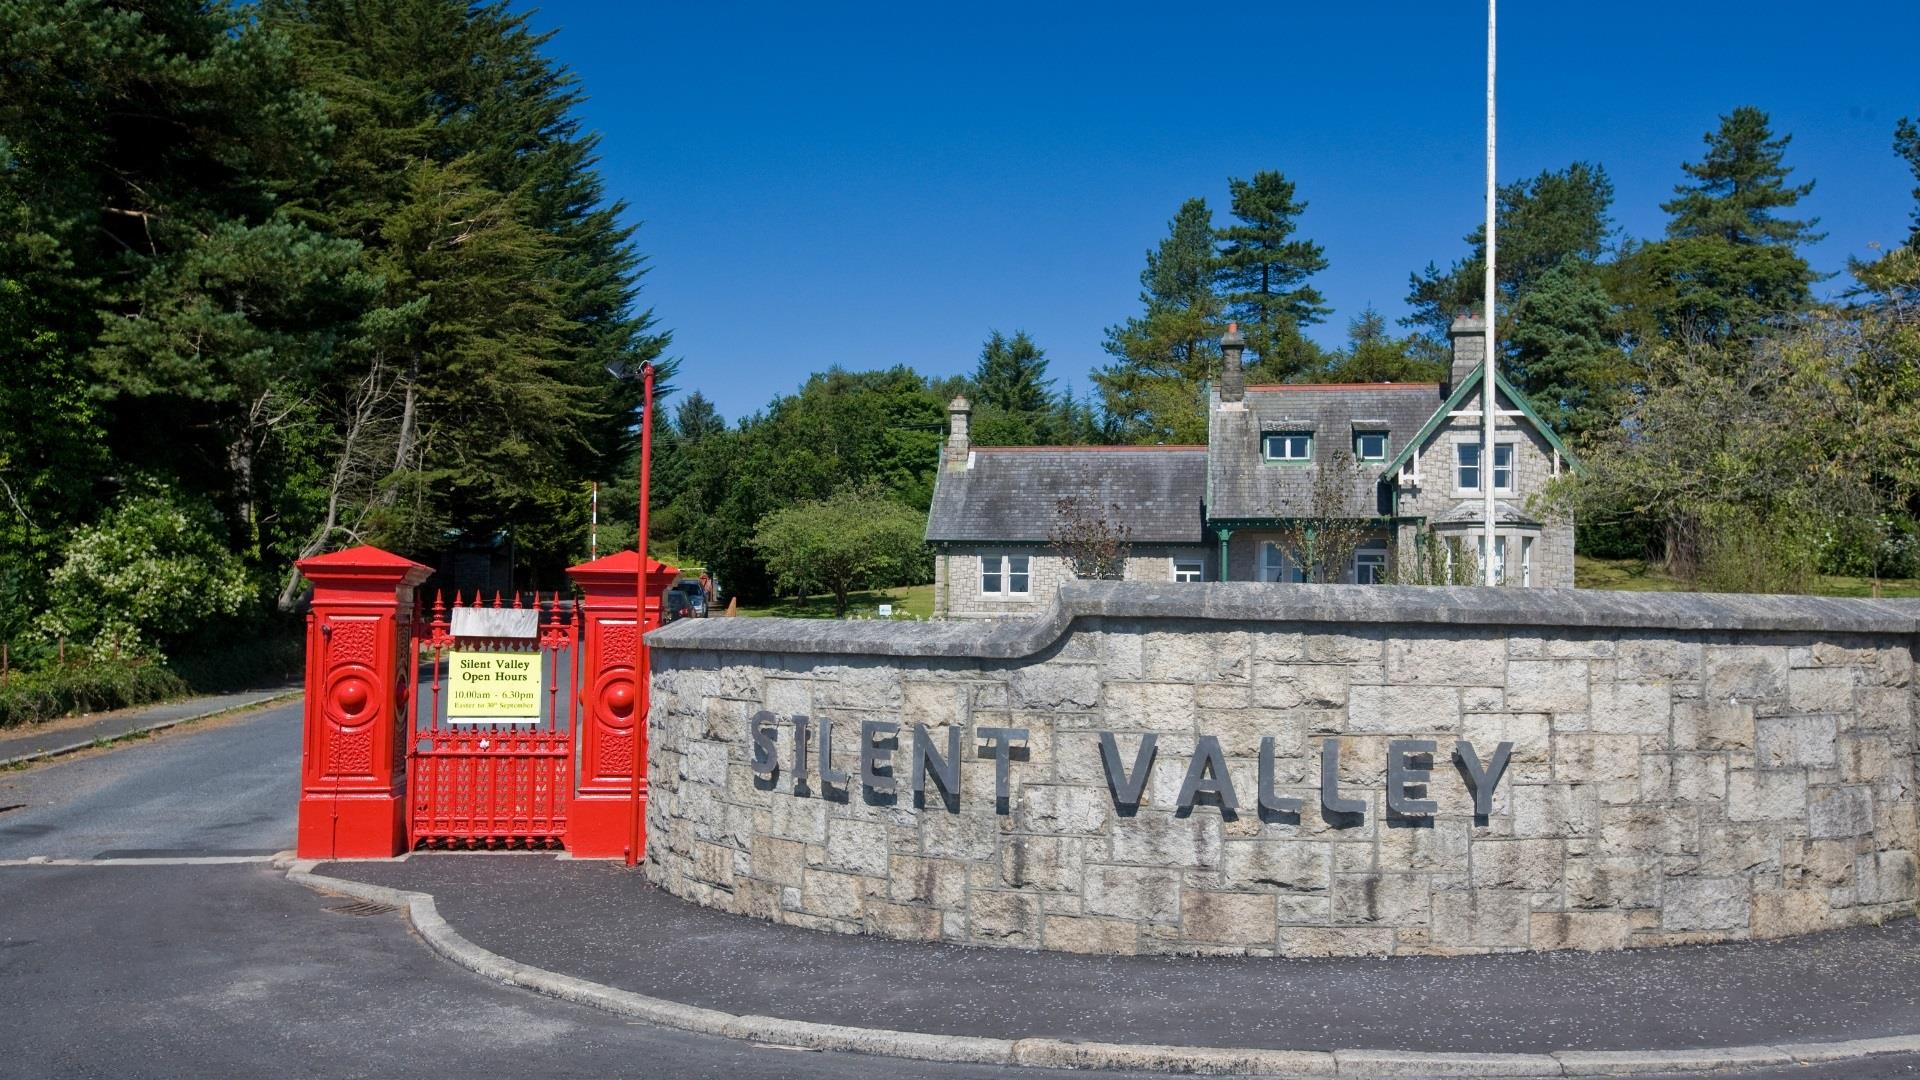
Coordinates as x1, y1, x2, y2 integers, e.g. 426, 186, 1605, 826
1494, 443, 1514, 490
1481, 536, 1508, 584
1354, 550, 1386, 584
1265, 432, 1312, 460
1008, 555, 1030, 593
1457, 442, 1480, 489
1356, 432, 1387, 459
980, 556, 1001, 594
1173, 558, 1203, 583
1260, 543, 1284, 582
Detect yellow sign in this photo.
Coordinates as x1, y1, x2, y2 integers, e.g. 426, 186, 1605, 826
448, 650, 543, 721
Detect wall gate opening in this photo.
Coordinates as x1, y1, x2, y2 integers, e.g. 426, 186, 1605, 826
293, 545, 677, 861
407, 592, 578, 849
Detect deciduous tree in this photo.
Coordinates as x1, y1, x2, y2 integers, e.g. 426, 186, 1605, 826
751, 485, 928, 617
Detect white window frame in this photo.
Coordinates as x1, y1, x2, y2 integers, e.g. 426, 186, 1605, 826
1492, 442, 1515, 492
1260, 542, 1305, 583
1172, 557, 1205, 583
1262, 431, 1313, 462
1455, 441, 1481, 492
1354, 431, 1389, 461
1479, 534, 1509, 585
979, 553, 1032, 597
1521, 536, 1534, 588
1455, 440, 1516, 493
1353, 547, 1388, 585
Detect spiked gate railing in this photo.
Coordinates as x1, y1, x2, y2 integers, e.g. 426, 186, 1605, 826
406, 589, 580, 848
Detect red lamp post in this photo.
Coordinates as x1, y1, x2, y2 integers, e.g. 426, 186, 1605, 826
628, 361, 655, 868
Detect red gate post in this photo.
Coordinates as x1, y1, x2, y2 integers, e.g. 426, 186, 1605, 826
294, 545, 433, 859
565, 549, 678, 859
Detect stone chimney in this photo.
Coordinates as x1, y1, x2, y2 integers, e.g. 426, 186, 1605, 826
1447, 313, 1486, 394
1219, 322, 1245, 403
944, 395, 971, 470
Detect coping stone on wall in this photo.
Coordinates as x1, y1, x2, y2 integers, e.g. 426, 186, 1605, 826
648, 581, 1920, 660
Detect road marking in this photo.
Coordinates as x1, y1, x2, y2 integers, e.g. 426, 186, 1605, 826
0, 855, 278, 867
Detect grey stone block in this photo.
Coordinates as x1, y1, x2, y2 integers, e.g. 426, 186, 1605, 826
1662, 876, 1750, 931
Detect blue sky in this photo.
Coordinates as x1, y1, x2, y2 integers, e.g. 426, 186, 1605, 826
521, 1, 1920, 422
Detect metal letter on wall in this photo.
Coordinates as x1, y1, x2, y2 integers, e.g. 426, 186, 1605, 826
1100, 732, 1157, 808
1177, 735, 1239, 812
1386, 739, 1439, 817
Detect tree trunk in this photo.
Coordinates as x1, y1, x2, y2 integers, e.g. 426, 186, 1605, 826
276, 359, 395, 612
379, 350, 421, 506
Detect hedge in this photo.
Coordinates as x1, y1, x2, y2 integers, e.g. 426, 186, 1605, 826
0, 661, 188, 730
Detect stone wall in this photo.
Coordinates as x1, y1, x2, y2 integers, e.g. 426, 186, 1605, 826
644, 582, 1919, 956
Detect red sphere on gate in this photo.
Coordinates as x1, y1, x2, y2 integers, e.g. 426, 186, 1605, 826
604, 681, 635, 717
335, 678, 371, 716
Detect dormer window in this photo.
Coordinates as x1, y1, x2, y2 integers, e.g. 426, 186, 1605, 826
1262, 432, 1313, 462
1354, 431, 1389, 461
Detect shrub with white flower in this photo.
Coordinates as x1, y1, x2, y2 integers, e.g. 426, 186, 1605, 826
36, 495, 254, 659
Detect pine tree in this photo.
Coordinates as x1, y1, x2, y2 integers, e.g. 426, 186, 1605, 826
1402, 162, 1624, 435
1, 0, 372, 588
1404, 163, 1616, 339
1662, 106, 1821, 247
969, 330, 1058, 446
1214, 171, 1329, 379
675, 392, 726, 443
1619, 107, 1820, 347
973, 331, 1054, 414
1093, 198, 1224, 444
265, 0, 671, 581
1895, 115, 1920, 250
1507, 262, 1629, 436
1314, 307, 1443, 384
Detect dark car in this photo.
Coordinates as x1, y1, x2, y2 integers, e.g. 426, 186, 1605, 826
667, 581, 707, 619
662, 589, 696, 622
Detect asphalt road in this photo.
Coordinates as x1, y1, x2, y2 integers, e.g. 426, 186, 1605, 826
0, 701, 1914, 1079
0, 698, 304, 860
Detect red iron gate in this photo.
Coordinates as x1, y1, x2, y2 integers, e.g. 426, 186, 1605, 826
406, 592, 579, 848
293, 544, 677, 860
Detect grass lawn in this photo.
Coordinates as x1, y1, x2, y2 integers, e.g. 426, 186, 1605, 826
734, 583, 935, 620
1576, 556, 1920, 599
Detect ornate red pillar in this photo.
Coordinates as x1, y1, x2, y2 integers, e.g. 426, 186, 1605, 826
566, 550, 678, 858
294, 545, 432, 859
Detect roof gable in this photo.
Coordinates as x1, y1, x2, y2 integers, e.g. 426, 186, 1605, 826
1377, 364, 1579, 481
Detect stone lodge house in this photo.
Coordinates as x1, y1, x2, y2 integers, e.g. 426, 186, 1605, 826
925, 316, 1576, 618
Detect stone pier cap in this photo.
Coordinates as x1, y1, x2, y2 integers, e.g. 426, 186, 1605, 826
649, 581, 1920, 658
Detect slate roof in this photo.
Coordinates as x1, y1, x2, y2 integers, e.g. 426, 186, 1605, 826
1206, 383, 1445, 520
925, 447, 1208, 544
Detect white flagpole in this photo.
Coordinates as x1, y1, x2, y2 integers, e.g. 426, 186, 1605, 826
1482, 0, 1499, 586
